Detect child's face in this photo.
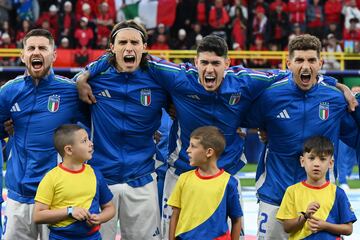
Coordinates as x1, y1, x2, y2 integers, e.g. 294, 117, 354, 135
70, 129, 94, 162
300, 151, 333, 182
187, 138, 209, 167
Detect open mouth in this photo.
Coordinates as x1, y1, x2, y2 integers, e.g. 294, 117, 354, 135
204, 75, 216, 87
300, 72, 311, 84
31, 58, 43, 69
123, 55, 136, 64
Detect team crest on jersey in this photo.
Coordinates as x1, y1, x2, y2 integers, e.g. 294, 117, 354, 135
319, 102, 329, 120
229, 93, 241, 105
140, 89, 151, 106
48, 95, 60, 112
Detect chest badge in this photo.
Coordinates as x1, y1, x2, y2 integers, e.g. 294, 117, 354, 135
48, 95, 60, 112
319, 102, 329, 120
140, 89, 151, 106
229, 93, 241, 105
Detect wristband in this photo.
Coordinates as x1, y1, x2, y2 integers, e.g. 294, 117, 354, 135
67, 206, 73, 217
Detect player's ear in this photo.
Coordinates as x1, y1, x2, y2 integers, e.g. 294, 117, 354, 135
329, 157, 334, 169
206, 148, 215, 159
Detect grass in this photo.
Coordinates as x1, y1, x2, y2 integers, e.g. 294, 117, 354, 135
240, 164, 360, 188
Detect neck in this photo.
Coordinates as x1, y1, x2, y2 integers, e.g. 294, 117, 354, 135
61, 157, 84, 171
305, 177, 327, 187
197, 160, 220, 176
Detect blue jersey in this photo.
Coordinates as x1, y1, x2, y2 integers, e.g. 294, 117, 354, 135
0, 71, 83, 203
244, 75, 358, 205
146, 57, 290, 175
0, 140, 3, 204
88, 65, 168, 186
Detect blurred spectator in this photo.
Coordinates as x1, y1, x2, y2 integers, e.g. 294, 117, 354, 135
76, 0, 96, 22
248, 35, 269, 68
251, 6, 267, 43
288, 0, 307, 32
208, 0, 230, 33
40, 19, 56, 40
0, 20, 15, 41
197, 0, 207, 26
231, 6, 247, 49
16, 19, 32, 48
170, 28, 190, 50
0, 32, 16, 66
74, 17, 94, 48
229, 0, 248, 20
75, 45, 89, 67
254, 0, 269, 15
58, 37, 70, 49
324, 0, 342, 28
0, 0, 12, 25
150, 34, 170, 50
266, 3, 289, 50
171, 0, 197, 38
343, 17, 360, 41
191, 34, 203, 50
97, 36, 108, 49
342, 0, 360, 30
306, 0, 324, 40
188, 22, 205, 48
324, 22, 343, 41
58, 1, 76, 48
150, 23, 169, 47
322, 34, 342, 70
95, 0, 116, 21
95, 1, 114, 46
36, 4, 59, 39
269, 0, 287, 12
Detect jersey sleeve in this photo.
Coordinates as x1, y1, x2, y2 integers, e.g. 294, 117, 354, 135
81, 53, 111, 79
0, 83, 12, 138
94, 169, 113, 206
320, 75, 338, 86
246, 69, 288, 101
335, 188, 357, 224
34, 171, 55, 205
339, 112, 359, 148
240, 92, 266, 129
167, 174, 185, 209
276, 186, 297, 220
226, 176, 243, 219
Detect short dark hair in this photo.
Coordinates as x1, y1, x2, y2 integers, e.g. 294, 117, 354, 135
197, 35, 228, 58
303, 136, 334, 157
23, 29, 55, 48
54, 124, 84, 157
190, 126, 226, 158
108, 20, 148, 69
288, 34, 321, 59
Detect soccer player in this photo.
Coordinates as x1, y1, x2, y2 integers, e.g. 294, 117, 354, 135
0, 29, 85, 240
243, 34, 360, 239
277, 136, 356, 239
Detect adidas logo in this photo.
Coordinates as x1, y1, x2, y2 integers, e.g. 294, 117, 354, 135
98, 90, 111, 98
10, 103, 21, 112
276, 109, 290, 119
152, 227, 160, 237
187, 94, 200, 100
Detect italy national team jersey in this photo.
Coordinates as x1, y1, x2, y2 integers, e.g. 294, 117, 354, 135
35, 163, 113, 240
277, 181, 357, 240
167, 169, 243, 240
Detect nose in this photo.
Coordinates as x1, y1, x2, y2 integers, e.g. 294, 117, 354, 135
89, 140, 94, 147
205, 64, 214, 74
186, 146, 190, 153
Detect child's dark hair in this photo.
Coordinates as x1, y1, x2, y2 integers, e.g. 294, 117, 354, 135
190, 126, 226, 157
303, 136, 334, 157
54, 124, 84, 157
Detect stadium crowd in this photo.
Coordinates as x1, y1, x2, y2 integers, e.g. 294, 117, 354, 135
1, 0, 360, 68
